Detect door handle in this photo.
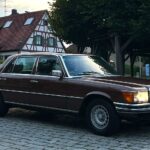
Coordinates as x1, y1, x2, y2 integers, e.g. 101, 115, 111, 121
30, 80, 38, 83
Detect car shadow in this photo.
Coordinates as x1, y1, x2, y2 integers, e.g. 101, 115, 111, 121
7, 108, 86, 130
6, 108, 150, 136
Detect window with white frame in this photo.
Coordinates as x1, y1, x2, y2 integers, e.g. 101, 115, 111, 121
47, 37, 57, 47
24, 17, 34, 25
33, 35, 43, 46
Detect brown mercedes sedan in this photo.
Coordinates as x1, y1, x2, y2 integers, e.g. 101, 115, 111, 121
0, 53, 150, 135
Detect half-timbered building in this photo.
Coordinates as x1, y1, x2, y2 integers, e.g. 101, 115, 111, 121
0, 9, 65, 60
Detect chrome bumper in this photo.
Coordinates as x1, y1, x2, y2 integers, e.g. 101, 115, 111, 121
114, 102, 150, 114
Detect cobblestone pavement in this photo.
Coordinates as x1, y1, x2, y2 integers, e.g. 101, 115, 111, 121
0, 108, 150, 150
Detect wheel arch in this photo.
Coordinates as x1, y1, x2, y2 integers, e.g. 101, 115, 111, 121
79, 91, 114, 117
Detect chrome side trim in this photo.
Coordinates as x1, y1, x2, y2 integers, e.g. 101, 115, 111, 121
0, 89, 83, 100
5, 101, 79, 113
1, 73, 61, 78
1, 72, 70, 79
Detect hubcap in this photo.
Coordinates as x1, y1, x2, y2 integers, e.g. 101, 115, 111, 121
91, 105, 109, 130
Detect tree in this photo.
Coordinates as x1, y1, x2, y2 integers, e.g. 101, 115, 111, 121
49, 0, 150, 75
49, 0, 112, 57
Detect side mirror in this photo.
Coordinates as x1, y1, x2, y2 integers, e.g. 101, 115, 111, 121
52, 70, 62, 77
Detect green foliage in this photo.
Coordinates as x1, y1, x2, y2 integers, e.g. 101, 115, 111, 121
0, 59, 3, 64
142, 57, 150, 65
125, 64, 140, 77
49, 0, 150, 59
125, 64, 131, 75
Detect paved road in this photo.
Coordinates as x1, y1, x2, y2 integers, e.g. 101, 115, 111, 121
0, 108, 150, 150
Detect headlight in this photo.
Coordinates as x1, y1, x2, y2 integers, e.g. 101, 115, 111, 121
134, 92, 149, 103
123, 91, 149, 104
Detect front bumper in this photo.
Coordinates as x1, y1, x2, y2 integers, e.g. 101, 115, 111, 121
114, 102, 150, 114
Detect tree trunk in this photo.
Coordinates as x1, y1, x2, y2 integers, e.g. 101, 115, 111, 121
114, 35, 124, 75
130, 54, 136, 77
77, 45, 84, 53
94, 43, 109, 61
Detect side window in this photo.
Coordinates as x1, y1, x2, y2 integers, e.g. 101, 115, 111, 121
13, 56, 36, 74
37, 56, 61, 76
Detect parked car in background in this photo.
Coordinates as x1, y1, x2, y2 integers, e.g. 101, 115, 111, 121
0, 53, 150, 136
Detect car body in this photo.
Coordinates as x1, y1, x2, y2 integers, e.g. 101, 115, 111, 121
0, 53, 150, 135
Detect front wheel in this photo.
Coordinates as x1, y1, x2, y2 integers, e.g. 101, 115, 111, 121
86, 99, 120, 136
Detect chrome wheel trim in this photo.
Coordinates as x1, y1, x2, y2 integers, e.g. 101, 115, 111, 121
90, 105, 109, 130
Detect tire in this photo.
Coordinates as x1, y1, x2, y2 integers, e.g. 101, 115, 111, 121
86, 99, 120, 136
0, 94, 9, 117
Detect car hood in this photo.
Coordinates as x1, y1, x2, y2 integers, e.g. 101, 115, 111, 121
79, 75, 150, 89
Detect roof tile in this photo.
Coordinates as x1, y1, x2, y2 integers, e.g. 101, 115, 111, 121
0, 10, 46, 52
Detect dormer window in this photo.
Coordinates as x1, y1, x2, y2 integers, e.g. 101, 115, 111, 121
24, 17, 34, 25
3, 20, 13, 28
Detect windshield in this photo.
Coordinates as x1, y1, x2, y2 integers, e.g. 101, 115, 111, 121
62, 55, 117, 77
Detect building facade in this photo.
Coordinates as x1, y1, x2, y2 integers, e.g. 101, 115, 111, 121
0, 9, 65, 61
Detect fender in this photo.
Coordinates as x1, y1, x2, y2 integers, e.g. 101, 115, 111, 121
84, 91, 111, 100
79, 91, 112, 116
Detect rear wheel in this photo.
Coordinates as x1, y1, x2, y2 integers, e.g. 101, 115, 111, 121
86, 99, 120, 136
0, 94, 9, 117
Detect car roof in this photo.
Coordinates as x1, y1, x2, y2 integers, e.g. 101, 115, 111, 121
11, 52, 88, 57
3, 52, 90, 66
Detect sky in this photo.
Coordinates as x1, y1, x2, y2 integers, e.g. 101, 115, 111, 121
0, 0, 54, 17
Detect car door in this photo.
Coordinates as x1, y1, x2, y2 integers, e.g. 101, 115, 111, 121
0, 55, 37, 104
28, 55, 69, 109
